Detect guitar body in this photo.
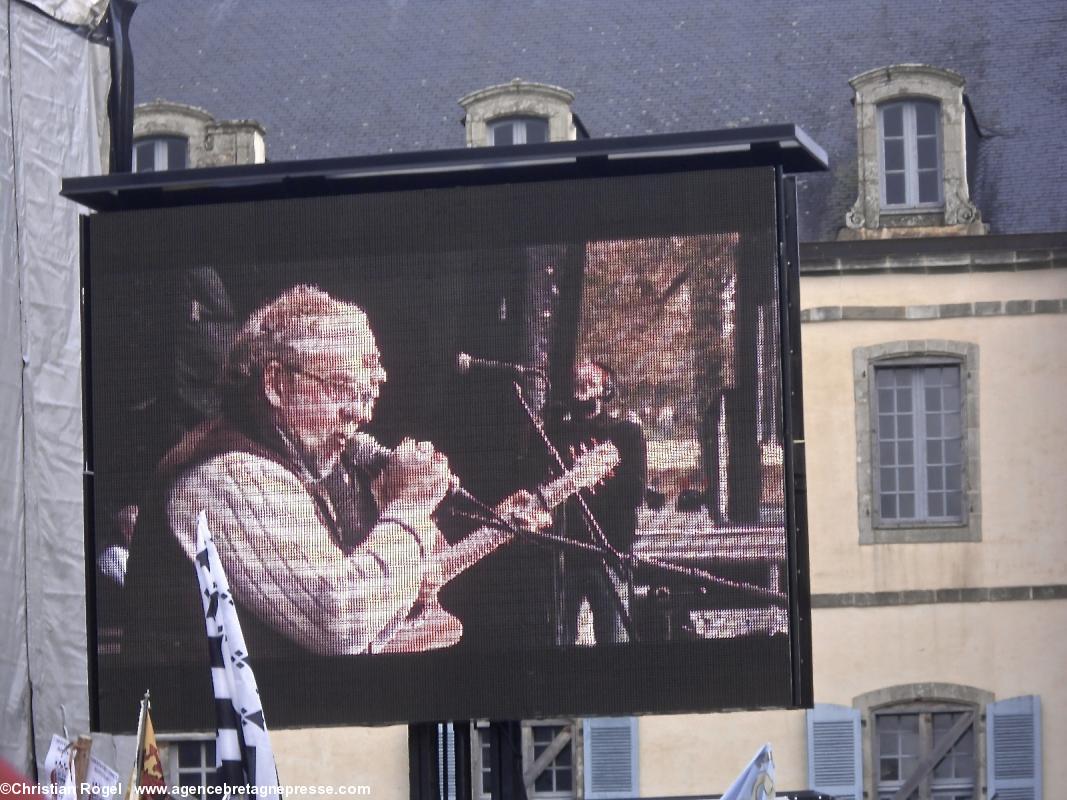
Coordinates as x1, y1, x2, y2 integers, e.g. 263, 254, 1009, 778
374, 441, 620, 654
375, 597, 463, 654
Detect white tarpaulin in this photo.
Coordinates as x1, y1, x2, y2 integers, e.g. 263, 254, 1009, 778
23, 0, 109, 28
0, 0, 110, 775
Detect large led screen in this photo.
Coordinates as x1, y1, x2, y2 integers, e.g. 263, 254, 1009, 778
86, 166, 807, 731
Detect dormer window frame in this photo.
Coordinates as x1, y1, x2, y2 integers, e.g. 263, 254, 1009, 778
459, 80, 577, 148
133, 134, 188, 172
487, 115, 551, 147
878, 98, 944, 211
846, 65, 983, 235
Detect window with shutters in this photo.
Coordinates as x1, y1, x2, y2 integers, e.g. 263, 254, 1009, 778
854, 342, 980, 544
812, 691, 1041, 800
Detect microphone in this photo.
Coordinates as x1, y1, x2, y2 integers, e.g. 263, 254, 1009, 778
455, 352, 535, 378
343, 433, 477, 504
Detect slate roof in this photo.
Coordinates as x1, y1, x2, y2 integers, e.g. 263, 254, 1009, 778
130, 1, 1067, 242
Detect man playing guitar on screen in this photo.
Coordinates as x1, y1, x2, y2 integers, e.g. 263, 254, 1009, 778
123, 284, 617, 659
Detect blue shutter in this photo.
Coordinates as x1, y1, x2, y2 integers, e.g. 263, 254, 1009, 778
806, 704, 862, 800
583, 717, 638, 799
988, 696, 1042, 800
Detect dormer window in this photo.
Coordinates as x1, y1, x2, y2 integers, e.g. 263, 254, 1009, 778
880, 99, 942, 209
133, 100, 266, 169
488, 116, 550, 146
845, 65, 983, 236
459, 80, 577, 148
133, 135, 187, 172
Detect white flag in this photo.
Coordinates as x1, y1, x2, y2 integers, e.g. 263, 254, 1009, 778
720, 744, 775, 800
194, 511, 280, 796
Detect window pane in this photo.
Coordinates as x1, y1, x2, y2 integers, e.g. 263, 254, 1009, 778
879, 388, 896, 411
491, 123, 514, 146
899, 493, 915, 518
134, 142, 155, 172
876, 370, 895, 389
881, 494, 897, 519
168, 138, 188, 170
556, 769, 572, 791
534, 771, 553, 792
915, 101, 939, 135
899, 468, 915, 491
927, 413, 942, 436
898, 414, 913, 438
883, 104, 904, 137
927, 440, 943, 466
928, 465, 943, 490
880, 442, 896, 465
879, 414, 896, 438
884, 139, 905, 172
945, 438, 962, 465
919, 170, 940, 203
928, 492, 944, 517
178, 742, 203, 767
917, 136, 938, 170
925, 385, 942, 411
898, 441, 913, 466
524, 118, 549, 144
896, 388, 912, 412
881, 759, 899, 781
881, 467, 897, 491
885, 173, 906, 205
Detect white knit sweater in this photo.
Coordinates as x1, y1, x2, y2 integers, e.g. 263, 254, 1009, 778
166, 451, 434, 655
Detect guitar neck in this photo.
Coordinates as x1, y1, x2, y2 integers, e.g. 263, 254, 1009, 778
435, 470, 583, 586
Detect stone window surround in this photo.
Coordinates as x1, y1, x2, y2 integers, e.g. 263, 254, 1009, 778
854, 683, 993, 800
854, 340, 981, 544
134, 100, 266, 168
459, 79, 576, 148
846, 65, 983, 234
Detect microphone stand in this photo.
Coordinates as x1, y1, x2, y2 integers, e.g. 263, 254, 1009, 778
510, 381, 640, 643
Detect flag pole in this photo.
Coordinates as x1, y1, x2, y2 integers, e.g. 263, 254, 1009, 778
125, 691, 150, 800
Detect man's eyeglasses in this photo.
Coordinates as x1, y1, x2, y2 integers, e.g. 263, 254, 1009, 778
288, 365, 372, 404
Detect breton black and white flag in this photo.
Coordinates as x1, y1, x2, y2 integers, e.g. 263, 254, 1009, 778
194, 511, 281, 797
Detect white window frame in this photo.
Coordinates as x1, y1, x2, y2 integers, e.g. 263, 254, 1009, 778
159, 734, 216, 795
853, 341, 981, 545
872, 358, 964, 526
133, 135, 188, 172
878, 100, 943, 210
488, 116, 550, 146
